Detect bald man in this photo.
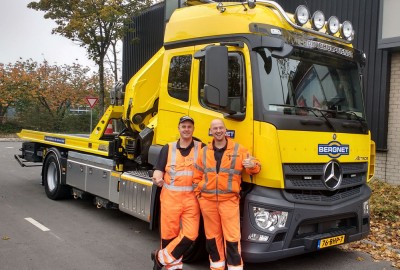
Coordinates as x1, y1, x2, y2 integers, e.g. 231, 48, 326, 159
193, 119, 261, 270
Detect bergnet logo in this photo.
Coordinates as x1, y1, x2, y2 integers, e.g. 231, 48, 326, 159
318, 141, 349, 158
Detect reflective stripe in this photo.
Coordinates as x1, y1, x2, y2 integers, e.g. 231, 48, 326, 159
202, 147, 208, 191
194, 163, 203, 172
175, 171, 193, 176
193, 141, 200, 162
163, 183, 194, 192
167, 256, 182, 269
159, 249, 183, 268
219, 168, 241, 175
169, 143, 177, 185
201, 143, 240, 194
227, 143, 240, 192
202, 189, 232, 194
167, 263, 183, 270
158, 250, 165, 265
227, 266, 243, 270
210, 261, 226, 268
166, 141, 201, 188
163, 248, 175, 264
205, 167, 216, 173
207, 167, 241, 175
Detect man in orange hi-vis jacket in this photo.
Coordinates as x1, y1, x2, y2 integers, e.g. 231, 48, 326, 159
193, 118, 261, 270
151, 115, 205, 270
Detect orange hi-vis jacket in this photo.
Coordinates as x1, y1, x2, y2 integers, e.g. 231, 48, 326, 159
163, 140, 202, 192
193, 138, 261, 201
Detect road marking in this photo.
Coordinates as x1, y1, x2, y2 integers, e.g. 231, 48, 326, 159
25, 217, 50, 232
5, 147, 14, 149
50, 232, 63, 241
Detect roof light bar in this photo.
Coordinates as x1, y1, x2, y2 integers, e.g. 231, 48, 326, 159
294, 5, 310, 26
311, 10, 325, 30
327, 16, 340, 35
341, 20, 354, 41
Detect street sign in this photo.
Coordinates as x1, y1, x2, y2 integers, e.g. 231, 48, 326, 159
86, 97, 98, 109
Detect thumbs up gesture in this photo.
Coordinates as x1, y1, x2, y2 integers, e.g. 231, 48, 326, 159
242, 153, 255, 169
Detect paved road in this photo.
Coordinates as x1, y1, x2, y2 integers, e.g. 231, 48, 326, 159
0, 141, 395, 270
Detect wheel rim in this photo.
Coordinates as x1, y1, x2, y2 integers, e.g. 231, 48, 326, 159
47, 162, 58, 192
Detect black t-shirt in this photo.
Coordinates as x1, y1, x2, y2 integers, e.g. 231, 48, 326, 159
213, 140, 227, 174
154, 139, 205, 172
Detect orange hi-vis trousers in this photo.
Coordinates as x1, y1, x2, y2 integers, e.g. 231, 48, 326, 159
198, 196, 243, 270
157, 188, 200, 269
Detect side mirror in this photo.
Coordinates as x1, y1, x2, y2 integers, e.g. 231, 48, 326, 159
199, 46, 229, 108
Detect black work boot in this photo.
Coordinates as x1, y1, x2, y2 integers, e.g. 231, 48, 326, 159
151, 249, 163, 270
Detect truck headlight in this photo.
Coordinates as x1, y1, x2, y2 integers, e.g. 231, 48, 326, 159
252, 207, 288, 232
363, 200, 369, 215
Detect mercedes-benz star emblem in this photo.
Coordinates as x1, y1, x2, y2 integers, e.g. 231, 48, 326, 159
322, 160, 343, 191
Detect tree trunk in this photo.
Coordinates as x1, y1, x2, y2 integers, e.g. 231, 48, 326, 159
98, 57, 105, 116
112, 42, 118, 82
0, 105, 9, 124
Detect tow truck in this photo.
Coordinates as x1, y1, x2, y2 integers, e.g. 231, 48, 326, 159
15, 0, 375, 262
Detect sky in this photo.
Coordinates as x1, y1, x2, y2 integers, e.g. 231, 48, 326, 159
0, 0, 95, 68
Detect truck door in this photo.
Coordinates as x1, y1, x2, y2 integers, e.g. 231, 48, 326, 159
189, 43, 255, 167
156, 46, 195, 145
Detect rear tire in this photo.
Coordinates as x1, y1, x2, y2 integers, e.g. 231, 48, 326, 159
43, 152, 70, 200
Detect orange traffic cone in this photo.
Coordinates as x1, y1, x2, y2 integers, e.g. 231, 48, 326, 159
105, 120, 113, 135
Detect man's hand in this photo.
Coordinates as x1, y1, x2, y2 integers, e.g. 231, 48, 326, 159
152, 177, 164, 187
242, 154, 255, 169
152, 170, 165, 187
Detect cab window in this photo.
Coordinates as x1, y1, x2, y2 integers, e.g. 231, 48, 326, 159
199, 52, 246, 113
168, 55, 192, 102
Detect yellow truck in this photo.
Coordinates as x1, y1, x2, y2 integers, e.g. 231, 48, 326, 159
15, 0, 375, 263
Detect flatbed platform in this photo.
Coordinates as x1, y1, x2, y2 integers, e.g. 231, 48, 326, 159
17, 129, 113, 157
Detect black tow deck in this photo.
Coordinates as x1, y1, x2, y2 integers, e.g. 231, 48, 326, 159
14, 154, 42, 167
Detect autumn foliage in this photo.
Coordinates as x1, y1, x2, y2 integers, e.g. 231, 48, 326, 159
341, 180, 400, 269
0, 59, 113, 132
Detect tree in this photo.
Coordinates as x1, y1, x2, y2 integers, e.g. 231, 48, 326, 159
0, 60, 36, 123
27, 0, 151, 114
0, 59, 114, 131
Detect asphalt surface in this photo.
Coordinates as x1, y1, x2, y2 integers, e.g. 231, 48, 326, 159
0, 140, 396, 270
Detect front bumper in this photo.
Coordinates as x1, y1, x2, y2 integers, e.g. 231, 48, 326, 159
241, 184, 371, 263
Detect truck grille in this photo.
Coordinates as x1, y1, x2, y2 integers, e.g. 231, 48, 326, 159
283, 162, 367, 205
286, 186, 361, 202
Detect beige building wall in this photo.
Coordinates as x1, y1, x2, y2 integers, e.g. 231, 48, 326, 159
375, 52, 400, 185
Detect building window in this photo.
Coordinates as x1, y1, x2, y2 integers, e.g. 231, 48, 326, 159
167, 55, 192, 102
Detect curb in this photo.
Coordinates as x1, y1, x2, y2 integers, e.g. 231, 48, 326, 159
361, 239, 400, 254
0, 138, 22, 142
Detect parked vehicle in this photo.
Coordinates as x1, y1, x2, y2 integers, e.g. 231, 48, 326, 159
15, 0, 375, 262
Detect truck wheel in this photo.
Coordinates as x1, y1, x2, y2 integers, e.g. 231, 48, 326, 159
43, 152, 69, 200
182, 219, 207, 263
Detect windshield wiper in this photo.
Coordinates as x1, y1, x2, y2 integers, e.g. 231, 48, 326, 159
338, 111, 368, 133
270, 104, 336, 131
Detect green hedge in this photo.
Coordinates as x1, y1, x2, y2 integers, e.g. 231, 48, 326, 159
1, 112, 100, 135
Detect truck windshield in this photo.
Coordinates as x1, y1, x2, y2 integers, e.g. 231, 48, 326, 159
257, 48, 365, 119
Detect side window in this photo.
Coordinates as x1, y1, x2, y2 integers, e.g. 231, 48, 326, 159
168, 55, 192, 102
199, 52, 246, 112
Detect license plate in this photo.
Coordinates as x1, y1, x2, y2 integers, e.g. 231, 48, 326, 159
317, 235, 345, 249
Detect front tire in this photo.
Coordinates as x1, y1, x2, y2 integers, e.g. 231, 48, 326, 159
43, 152, 69, 200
